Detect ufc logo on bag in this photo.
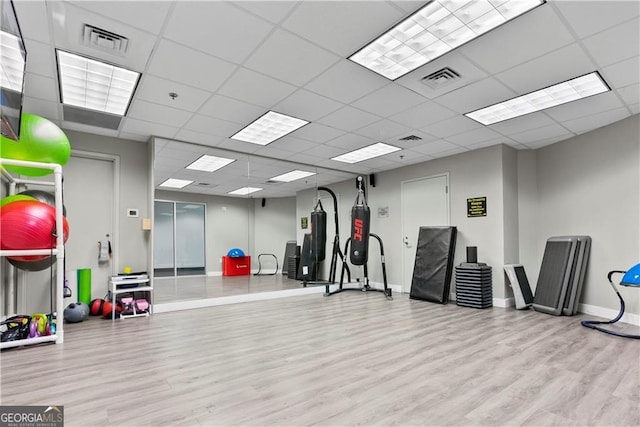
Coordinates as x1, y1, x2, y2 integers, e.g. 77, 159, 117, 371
353, 219, 363, 241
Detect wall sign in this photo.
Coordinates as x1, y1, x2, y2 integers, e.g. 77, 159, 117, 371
467, 197, 487, 217
301, 217, 308, 229
377, 206, 389, 218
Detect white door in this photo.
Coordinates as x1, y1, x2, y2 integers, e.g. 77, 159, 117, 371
63, 155, 115, 299
401, 175, 449, 293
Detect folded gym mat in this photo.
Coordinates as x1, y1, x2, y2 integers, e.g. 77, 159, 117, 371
410, 226, 457, 304
533, 236, 578, 315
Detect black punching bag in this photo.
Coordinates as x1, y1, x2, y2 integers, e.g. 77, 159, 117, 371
310, 200, 327, 262
350, 189, 370, 266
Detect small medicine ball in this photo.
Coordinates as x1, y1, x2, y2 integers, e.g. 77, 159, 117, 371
227, 248, 245, 257
89, 299, 105, 316
64, 303, 85, 323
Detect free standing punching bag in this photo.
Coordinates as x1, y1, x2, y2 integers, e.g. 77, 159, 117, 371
310, 200, 327, 262
350, 189, 370, 266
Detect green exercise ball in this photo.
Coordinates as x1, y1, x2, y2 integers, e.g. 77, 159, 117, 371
0, 194, 35, 207
0, 114, 71, 176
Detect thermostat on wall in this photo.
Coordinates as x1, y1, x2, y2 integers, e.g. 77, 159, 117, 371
127, 208, 139, 218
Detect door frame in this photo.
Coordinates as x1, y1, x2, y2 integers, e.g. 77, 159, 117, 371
400, 173, 450, 294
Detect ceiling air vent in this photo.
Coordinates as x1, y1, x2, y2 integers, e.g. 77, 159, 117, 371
196, 182, 211, 186
421, 67, 460, 90
82, 25, 129, 55
399, 135, 423, 141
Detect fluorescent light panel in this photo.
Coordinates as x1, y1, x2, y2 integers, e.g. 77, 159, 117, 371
0, 31, 25, 91
186, 155, 236, 172
231, 111, 309, 145
332, 142, 401, 164
56, 50, 140, 115
159, 178, 193, 189
228, 187, 263, 195
465, 72, 610, 125
269, 170, 317, 182
350, 0, 544, 80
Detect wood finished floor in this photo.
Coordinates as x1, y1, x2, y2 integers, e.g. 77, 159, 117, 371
1, 293, 639, 427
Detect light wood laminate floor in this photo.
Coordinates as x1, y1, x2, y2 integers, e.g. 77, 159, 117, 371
1, 293, 639, 426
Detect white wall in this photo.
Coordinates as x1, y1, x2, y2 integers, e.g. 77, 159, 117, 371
533, 114, 639, 317
252, 197, 297, 272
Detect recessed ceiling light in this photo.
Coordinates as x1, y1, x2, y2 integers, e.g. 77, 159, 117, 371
332, 142, 401, 164
269, 170, 317, 182
230, 111, 309, 145
465, 72, 610, 125
159, 178, 193, 189
56, 49, 140, 115
349, 0, 545, 80
186, 155, 236, 172
228, 187, 263, 196
0, 31, 25, 92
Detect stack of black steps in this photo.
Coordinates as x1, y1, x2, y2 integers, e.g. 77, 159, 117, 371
455, 263, 493, 309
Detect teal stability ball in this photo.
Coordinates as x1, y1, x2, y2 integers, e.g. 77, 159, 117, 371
0, 114, 71, 176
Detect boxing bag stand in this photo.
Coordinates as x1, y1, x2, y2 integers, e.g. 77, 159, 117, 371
324, 177, 392, 300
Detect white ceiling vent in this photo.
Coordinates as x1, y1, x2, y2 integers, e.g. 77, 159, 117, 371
82, 25, 129, 55
421, 67, 460, 90
399, 135, 422, 141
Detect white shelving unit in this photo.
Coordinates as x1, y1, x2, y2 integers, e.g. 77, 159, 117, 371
109, 276, 152, 320
1, 158, 65, 349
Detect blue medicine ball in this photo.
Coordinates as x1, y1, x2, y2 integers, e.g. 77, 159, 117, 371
227, 248, 245, 257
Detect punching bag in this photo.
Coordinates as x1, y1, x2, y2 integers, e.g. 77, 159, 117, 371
310, 200, 327, 262
350, 188, 370, 266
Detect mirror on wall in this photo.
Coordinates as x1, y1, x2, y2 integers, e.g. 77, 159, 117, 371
151, 138, 355, 304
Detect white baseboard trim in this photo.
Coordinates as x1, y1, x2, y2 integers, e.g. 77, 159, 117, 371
578, 303, 640, 326
450, 293, 514, 308
207, 271, 222, 277
154, 286, 332, 314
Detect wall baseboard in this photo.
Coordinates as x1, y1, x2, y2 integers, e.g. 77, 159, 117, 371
450, 293, 514, 308
207, 271, 222, 277
578, 303, 640, 326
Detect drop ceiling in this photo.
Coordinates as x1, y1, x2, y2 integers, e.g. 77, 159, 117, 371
12, 0, 640, 197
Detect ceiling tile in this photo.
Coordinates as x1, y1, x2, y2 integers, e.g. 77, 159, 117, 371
147, 39, 237, 92
183, 115, 243, 138
163, 2, 273, 64
244, 29, 339, 86
560, 107, 631, 134
218, 68, 297, 108
354, 119, 413, 141
234, 1, 298, 24
198, 95, 265, 124
12, 1, 51, 44
555, 1, 640, 39
61, 121, 119, 138
267, 136, 320, 153
305, 144, 347, 159
460, 5, 574, 74
305, 60, 388, 104
23, 39, 56, 79
318, 106, 380, 132
128, 100, 193, 128
467, 136, 514, 151
422, 115, 483, 139
293, 123, 345, 143
509, 123, 573, 144
352, 84, 426, 117
274, 89, 343, 122
488, 113, 558, 136
445, 127, 504, 146
582, 18, 640, 67
409, 140, 461, 156
617, 84, 640, 106
173, 130, 225, 148
119, 132, 149, 142
432, 77, 515, 114
68, 1, 172, 34
601, 56, 640, 89
22, 97, 60, 122
136, 75, 212, 113
251, 146, 295, 161
120, 118, 178, 139
629, 104, 640, 114
390, 101, 457, 128
282, 1, 403, 56
215, 139, 262, 154
24, 74, 58, 103
285, 152, 326, 165
325, 134, 376, 151
495, 43, 596, 95
544, 92, 625, 123
524, 134, 574, 150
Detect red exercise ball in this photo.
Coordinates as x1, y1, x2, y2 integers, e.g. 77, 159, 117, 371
0, 200, 69, 259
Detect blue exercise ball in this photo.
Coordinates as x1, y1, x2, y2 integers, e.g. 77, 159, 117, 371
227, 248, 245, 257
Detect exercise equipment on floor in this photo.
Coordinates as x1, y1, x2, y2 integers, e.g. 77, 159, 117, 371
581, 265, 640, 339
254, 253, 278, 276
409, 226, 457, 303
283, 240, 300, 278
300, 187, 350, 286
455, 247, 493, 309
325, 177, 391, 300
532, 235, 591, 316
504, 264, 534, 309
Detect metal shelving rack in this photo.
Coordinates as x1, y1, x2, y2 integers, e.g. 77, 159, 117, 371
1, 158, 65, 349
